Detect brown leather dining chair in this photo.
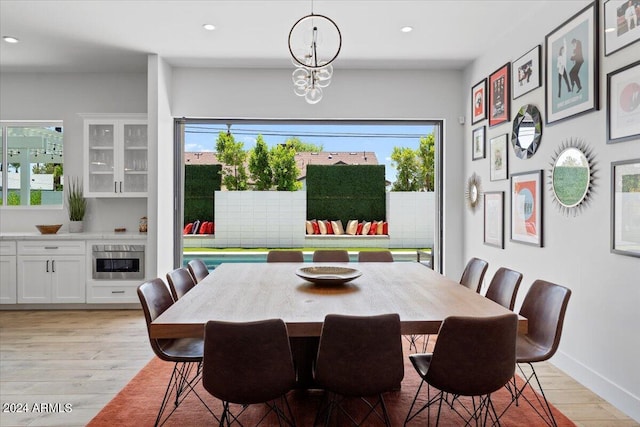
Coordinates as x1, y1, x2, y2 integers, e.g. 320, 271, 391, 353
357, 250, 394, 262
314, 313, 404, 426
459, 257, 489, 293
166, 267, 196, 301
503, 279, 572, 426
484, 267, 523, 310
187, 258, 209, 283
137, 278, 216, 426
202, 318, 297, 426
405, 313, 518, 426
312, 249, 350, 262
266, 250, 304, 263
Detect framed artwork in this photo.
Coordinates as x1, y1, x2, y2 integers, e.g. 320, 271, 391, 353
611, 159, 640, 257
490, 134, 509, 181
472, 126, 486, 160
604, 0, 640, 56
545, 2, 599, 124
607, 60, 640, 143
512, 45, 542, 99
472, 79, 487, 124
511, 170, 543, 247
484, 191, 505, 249
489, 63, 511, 127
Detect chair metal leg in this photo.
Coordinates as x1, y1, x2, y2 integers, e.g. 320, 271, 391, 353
499, 362, 558, 427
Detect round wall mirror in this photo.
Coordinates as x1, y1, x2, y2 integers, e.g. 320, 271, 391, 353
465, 172, 482, 212
549, 140, 595, 216
511, 104, 542, 159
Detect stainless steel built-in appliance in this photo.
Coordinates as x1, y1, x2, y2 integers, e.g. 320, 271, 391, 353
92, 245, 145, 280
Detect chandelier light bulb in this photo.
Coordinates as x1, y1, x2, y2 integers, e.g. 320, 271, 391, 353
305, 86, 323, 104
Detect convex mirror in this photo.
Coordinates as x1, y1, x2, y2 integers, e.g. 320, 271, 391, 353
550, 141, 595, 215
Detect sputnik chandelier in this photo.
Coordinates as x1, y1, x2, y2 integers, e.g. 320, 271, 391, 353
288, 4, 342, 104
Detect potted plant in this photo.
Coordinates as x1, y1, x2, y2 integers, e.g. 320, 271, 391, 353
67, 176, 87, 233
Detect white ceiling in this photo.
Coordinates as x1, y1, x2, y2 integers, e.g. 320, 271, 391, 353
1, 0, 558, 73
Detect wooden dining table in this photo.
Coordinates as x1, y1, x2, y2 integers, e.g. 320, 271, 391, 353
151, 262, 526, 388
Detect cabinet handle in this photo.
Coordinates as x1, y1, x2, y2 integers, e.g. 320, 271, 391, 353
46, 260, 49, 272
44, 246, 59, 250
120, 181, 123, 193
52, 260, 56, 273
114, 181, 118, 193
111, 290, 125, 294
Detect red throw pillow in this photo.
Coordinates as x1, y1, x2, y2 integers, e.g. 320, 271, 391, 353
183, 223, 193, 235
312, 221, 320, 234
383, 222, 389, 235
356, 222, 364, 235
368, 221, 378, 235
325, 220, 334, 234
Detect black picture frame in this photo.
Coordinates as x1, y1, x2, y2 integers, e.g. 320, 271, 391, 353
607, 60, 640, 143
512, 45, 542, 99
472, 126, 486, 160
611, 159, 640, 257
604, 0, 640, 56
545, 2, 599, 125
472, 78, 487, 125
489, 63, 511, 127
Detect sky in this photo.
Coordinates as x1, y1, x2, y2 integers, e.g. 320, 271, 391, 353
184, 122, 435, 183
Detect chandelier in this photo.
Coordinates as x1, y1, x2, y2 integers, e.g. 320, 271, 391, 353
288, 9, 342, 104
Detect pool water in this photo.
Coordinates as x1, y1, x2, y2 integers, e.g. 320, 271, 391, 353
183, 251, 419, 270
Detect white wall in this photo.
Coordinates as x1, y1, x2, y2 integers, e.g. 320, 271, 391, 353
168, 67, 465, 276
0, 72, 147, 233
461, 1, 640, 420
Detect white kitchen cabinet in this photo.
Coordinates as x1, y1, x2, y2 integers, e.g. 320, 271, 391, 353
0, 241, 17, 304
83, 114, 148, 198
17, 241, 86, 304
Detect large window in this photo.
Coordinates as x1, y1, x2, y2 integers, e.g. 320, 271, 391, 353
0, 121, 64, 207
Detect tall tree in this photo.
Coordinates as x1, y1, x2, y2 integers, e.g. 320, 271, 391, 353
248, 135, 273, 190
283, 137, 323, 153
215, 131, 248, 190
418, 134, 435, 191
391, 147, 422, 191
270, 144, 301, 191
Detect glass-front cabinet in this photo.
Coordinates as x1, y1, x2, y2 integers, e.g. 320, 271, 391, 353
83, 114, 147, 197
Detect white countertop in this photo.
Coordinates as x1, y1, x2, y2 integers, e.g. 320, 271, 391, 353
0, 231, 148, 241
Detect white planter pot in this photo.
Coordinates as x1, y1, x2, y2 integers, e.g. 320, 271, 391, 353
69, 220, 84, 233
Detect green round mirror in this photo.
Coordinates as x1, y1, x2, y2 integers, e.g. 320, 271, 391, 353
550, 140, 595, 215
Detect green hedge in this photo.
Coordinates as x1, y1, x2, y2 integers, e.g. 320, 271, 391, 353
306, 164, 386, 225
184, 164, 221, 224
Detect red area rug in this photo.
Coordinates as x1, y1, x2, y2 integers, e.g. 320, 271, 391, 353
89, 344, 575, 427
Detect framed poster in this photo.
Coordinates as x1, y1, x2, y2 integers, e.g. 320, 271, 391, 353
472, 79, 487, 124
607, 60, 640, 143
512, 45, 542, 99
490, 134, 509, 181
472, 126, 486, 160
545, 2, 599, 124
604, 0, 640, 56
611, 159, 640, 257
484, 191, 505, 248
511, 170, 543, 247
489, 63, 511, 127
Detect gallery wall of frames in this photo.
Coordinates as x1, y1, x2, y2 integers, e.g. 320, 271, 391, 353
468, 0, 639, 258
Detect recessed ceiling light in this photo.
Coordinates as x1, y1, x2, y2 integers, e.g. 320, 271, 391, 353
401, 26, 413, 33
3, 36, 19, 43
203, 24, 216, 31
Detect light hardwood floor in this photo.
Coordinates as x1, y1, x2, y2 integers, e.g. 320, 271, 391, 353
0, 310, 637, 427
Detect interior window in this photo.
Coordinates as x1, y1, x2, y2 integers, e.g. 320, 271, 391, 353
0, 121, 64, 206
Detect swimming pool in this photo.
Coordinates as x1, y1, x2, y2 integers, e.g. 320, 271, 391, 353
183, 251, 421, 270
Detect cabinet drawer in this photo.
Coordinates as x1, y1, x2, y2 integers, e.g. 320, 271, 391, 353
1, 241, 17, 256
87, 285, 138, 303
18, 241, 86, 255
